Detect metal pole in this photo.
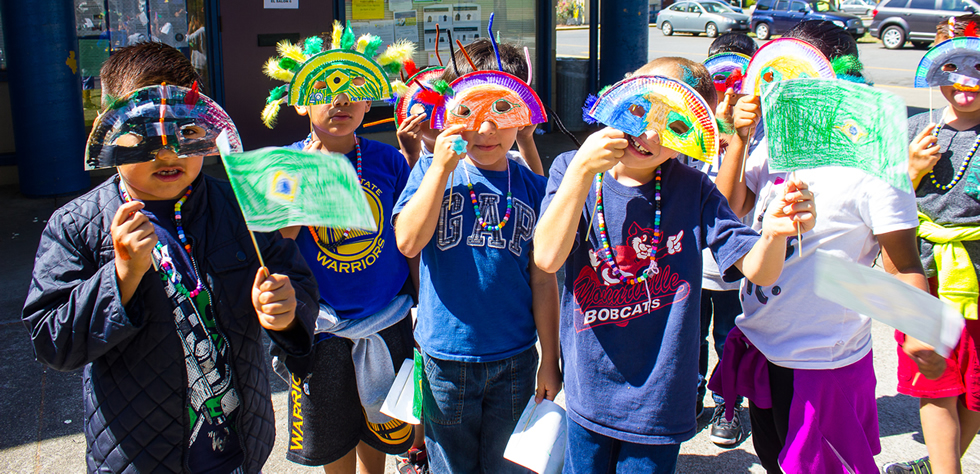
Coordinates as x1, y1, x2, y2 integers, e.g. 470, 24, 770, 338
588, 0, 599, 94
599, 0, 648, 90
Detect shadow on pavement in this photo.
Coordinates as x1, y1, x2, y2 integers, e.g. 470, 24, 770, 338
677, 448, 761, 473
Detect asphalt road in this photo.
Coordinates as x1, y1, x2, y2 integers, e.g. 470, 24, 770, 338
557, 25, 946, 109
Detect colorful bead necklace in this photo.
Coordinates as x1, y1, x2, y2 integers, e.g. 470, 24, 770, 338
119, 181, 204, 298
594, 167, 662, 285
307, 137, 362, 246
928, 123, 980, 191
461, 160, 512, 232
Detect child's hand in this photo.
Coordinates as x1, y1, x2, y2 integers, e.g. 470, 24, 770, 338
517, 123, 538, 141
909, 124, 941, 182
397, 113, 427, 162
903, 335, 947, 380
432, 124, 467, 169
111, 201, 158, 282
733, 95, 762, 139
571, 127, 629, 177
251, 267, 297, 331
535, 358, 562, 403
761, 175, 816, 238
715, 88, 742, 123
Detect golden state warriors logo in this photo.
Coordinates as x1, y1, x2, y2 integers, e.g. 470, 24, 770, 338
311, 179, 385, 273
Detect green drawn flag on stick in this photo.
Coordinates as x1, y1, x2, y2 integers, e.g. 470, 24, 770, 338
217, 132, 376, 233
762, 78, 911, 193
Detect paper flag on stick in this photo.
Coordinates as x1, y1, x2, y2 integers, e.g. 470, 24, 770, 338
380, 359, 420, 425
814, 253, 964, 357
762, 78, 912, 193
216, 132, 376, 233
503, 397, 567, 474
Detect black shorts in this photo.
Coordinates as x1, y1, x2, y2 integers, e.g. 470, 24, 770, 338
285, 315, 416, 466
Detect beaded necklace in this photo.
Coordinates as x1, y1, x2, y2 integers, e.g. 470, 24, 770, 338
118, 181, 204, 298
928, 122, 980, 191
307, 137, 362, 247
461, 160, 512, 231
594, 167, 662, 285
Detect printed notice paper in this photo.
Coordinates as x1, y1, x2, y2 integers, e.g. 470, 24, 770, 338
814, 253, 964, 357
504, 397, 566, 474
381, 359, 420, 425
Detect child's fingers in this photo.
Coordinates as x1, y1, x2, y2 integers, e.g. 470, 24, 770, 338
112, 201, 145, 229
913, 123, 937, 143
259, 272, 289, 292
253, 266, 270, 291
439, 124, 467, 138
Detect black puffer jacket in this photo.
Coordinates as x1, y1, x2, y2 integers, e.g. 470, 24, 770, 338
22, 174, 318, 473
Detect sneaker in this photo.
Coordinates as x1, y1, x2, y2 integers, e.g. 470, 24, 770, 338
397, 447, 429, 474
709, 404, 741, 446
883, 457, 932, 474
696, 397, 705, 419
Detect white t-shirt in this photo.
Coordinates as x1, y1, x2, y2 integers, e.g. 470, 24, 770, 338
735, 137, 918, 370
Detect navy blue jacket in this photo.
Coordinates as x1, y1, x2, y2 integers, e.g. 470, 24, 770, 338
22, 174, 318, 473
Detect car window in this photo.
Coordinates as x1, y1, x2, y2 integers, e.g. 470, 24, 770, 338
908, 0, 936, 8
669, 3, 686, 11
791, 1, 808, 10
941, 0, 968, 10
810, 0, 837, 11
756, 0, 773, 10
775, 0, 789, 10
701, 2, 736, 12
688, 3, 703, 12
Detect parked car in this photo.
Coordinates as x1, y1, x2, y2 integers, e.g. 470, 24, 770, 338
869, 0, 980, 49
657, 1, 751, 37
839, 0, 876, 15
751, 0, 865, 39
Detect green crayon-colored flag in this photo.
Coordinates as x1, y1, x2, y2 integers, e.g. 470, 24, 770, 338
217, 133, 376, 233
762, 78, 912, 193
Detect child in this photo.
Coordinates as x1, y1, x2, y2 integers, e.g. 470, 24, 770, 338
533, 56, 815, 473
393, 40, 561, 474
693, 32, 759, 447
885, 15, 980, 474
260, 30, 418, 474
716, 21, 946, 473
397, 38, 544, 175
21, 42, 318, 473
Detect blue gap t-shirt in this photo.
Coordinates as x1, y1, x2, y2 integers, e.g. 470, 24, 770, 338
541, 153, 759, 444
286, 137, 411, 320
140, 198, 244, 473
394, 156, 547, 362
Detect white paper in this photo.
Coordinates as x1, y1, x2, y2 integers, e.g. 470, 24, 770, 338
350, 20, 396, 52
264, 0, 299, 9
380, 358, 420, 425
504, 397, 566, 474
389, 0, 413, 11
814, 253, 964, 357
394, 11, 420, 44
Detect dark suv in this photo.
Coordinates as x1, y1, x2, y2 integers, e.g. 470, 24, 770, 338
869, 0, 980, 49
751, 0, 866, 39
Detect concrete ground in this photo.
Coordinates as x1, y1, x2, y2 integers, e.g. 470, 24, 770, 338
2, 126, 979, 473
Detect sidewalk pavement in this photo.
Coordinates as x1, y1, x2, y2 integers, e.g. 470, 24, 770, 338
1, 126, 978, 473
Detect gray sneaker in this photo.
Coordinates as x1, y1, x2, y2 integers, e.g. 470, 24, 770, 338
883, 457, 932, 474
709, 404, 741, 446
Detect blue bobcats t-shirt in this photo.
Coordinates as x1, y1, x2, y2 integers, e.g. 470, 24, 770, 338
394, 156, 547, 362
286, 137, 411, 319
541, 152, 760, 444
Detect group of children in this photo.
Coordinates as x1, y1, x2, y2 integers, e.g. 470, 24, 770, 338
18, 11, 980, 474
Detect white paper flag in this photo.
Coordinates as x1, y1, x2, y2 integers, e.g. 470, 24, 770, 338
504, 397, 567, 474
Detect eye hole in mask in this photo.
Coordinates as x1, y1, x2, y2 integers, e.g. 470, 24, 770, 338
668, 120, 691, 135
763, 71, 775, 82
493, 98, 518, 113
943, 63, 959, 72
180, 124, 207, 140
629, 104, 646, 117
112, 132, 144, 147
351, 76, 366, 86
313, 81, 328, 90
713, 73, 730, 83
451, 104, 472, 118
666, 110, 693, 137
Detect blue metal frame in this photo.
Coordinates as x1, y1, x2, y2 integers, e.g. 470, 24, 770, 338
537, 0, 554, 132
207, 0, 225, 105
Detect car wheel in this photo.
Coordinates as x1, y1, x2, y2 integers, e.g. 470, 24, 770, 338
706, 22, 719, 38
662, 21, 674, 36
881, 25, 906, 49
755, 22, 771, 40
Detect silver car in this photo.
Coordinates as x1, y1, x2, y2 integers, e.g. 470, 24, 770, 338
657, 1, 752, 37
838, 0, 875, 16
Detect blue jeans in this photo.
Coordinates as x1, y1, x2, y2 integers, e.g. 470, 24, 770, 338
698, 289, 743, 406
563, 417, 680, 474
421, 346, 538, 474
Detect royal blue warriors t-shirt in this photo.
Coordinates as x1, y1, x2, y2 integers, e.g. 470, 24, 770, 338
541, 153, 760, 444
286, 137, 410, 319
394, 156, 547, 362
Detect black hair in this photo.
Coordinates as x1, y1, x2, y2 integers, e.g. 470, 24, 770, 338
785, 20, 859, 60
708, 33, 759, 57
100, 42, 201, 109
440, 38, 529, 84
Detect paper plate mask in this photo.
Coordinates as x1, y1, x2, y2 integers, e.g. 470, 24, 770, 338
85, 83, 242, 170
393, 66, 445, 126
261, 21, 415, 128
739, 38, 836, 96
431, 70, 548, 131
586, 75, 719, 163
914, 37, 980, 90
704, 52, 750, 93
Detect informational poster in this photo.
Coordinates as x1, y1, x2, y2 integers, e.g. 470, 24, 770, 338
389, 0, 413, 12
352, 0, 385, 20
422, 5, 452, 52
452, 3, 482, 44
393, 11, 419, 45
351, 20, 395, 51
264, 0, 298, 9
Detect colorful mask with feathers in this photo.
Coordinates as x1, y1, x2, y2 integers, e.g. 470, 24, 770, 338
261, 20, 415, 128
704, 52, 750, 93
86, 83, 242, 170
430, 70, 548, 131
392, 65, 446, 126
584, 75, 720, 163
739, 38, 838, 96
915, 37, 980, 91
